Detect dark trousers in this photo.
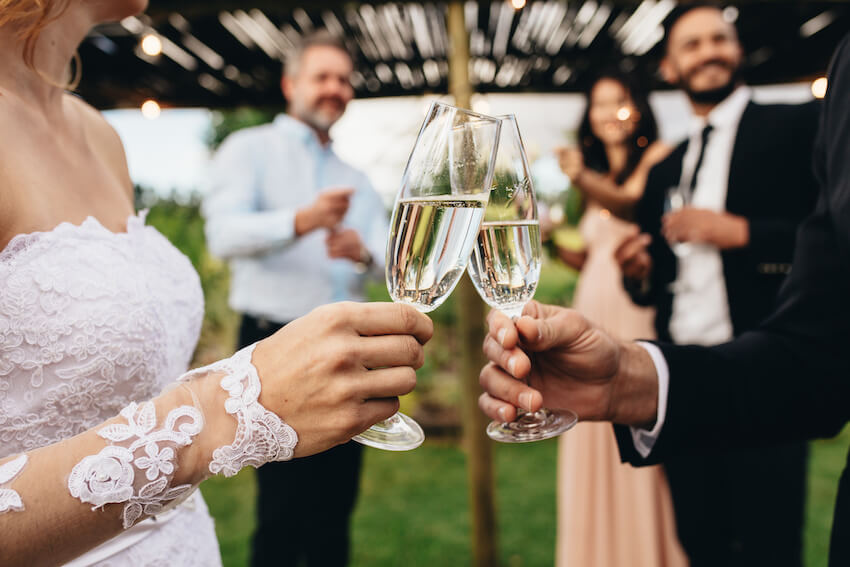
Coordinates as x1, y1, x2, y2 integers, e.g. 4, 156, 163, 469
240, 315, 364, 567
665, 442, 808, 567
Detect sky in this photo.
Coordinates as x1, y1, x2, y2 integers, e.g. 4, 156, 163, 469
104, 84, 814, 206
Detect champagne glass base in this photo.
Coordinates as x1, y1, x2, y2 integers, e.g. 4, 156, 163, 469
353, 412, 425, 451
487, 409, 578, 443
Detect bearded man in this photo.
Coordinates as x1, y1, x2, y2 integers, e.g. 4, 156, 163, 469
572, 3, 820, 565
203, 31, 387, 567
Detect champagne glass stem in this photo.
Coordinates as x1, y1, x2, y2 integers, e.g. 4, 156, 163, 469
485, 307, 578, 443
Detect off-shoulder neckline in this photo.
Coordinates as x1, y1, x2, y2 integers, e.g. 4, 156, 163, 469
0, 210, 149, 263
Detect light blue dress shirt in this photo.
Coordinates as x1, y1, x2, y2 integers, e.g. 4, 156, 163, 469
203, 114, 388, 322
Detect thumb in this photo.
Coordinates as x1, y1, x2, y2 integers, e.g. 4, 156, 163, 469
516, 315, 560, 352
516, 308, 585, 352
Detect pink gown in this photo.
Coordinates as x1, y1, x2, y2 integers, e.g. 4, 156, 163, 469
556, 203, 688, 567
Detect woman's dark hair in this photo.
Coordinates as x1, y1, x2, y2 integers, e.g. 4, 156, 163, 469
578, 70, 658, 184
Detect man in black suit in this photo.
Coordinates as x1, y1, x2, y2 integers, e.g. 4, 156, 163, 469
590, 5, 819, 565
478, 28, 850, 567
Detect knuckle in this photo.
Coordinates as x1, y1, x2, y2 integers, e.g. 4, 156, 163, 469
406, 338, 425, 368
397, 303, 418, 333
386, 398, 401, 418
400, 368, 417, 394
331, 341, 359, 370
479, 363, 495, 387
343, 408, 364, 438
330, 376, 355, 404
367, 399, 399, 426
494, 374, 516, 399
316, 303, 347, 329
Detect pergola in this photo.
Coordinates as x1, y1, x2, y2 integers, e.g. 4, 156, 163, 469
77, 1, 849, 109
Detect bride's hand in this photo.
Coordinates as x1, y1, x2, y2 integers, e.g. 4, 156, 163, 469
252, 301, 433, 457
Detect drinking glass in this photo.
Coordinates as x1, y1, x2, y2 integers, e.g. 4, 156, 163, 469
664, 185, 692, 258
467, 114, 578, 443
352, 101, 502, 451
664, 185, 693, 294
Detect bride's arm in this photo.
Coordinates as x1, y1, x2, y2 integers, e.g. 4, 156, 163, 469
0, 381, 224, 566
0, 301, 432, 567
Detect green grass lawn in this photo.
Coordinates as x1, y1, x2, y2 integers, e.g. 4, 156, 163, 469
197, 261, 850, 567
202, 426, 849, 567
201, 440, 559, 567
805, 425, 850, 566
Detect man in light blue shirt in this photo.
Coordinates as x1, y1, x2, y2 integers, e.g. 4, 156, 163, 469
203, 31, 387, 567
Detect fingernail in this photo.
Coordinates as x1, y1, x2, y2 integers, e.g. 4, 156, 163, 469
497, 328, 507, 346
498, 407, 508, 422
507, 357, 517, 375
519, 392, 533, 411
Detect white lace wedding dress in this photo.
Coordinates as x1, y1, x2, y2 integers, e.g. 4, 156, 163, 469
0, 212, 223, 566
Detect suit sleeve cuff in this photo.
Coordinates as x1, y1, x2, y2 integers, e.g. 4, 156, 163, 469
629, 341, 670, 458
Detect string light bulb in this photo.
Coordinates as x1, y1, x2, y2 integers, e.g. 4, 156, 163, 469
141, 33, 162, 56
811, 77, 828, 99
616, 106, 632, 121
511, 0, 526, 10
141, 99, 161, 119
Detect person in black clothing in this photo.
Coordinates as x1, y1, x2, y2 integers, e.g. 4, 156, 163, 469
478, 28, 850, 567
574, 5, 819, 565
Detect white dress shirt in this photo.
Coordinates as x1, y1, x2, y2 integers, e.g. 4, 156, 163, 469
203, 114, 389, 322
668, 86, 751, 346
632, 86, 752, 456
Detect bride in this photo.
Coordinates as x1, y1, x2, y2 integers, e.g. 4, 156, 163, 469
0, 1, 432, 565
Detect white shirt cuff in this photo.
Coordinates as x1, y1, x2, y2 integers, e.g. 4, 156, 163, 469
629, 341, 670, 459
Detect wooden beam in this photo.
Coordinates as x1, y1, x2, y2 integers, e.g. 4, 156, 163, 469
447, 3, 498, 567
145, 0, 400, 19
147, 0, 850, 17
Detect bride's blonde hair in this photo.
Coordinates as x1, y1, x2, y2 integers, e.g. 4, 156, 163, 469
0, 0, 79, 89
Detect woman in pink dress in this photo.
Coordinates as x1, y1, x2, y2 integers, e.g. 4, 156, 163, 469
553, 72, 687, 567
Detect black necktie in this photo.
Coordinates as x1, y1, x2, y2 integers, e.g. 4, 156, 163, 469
687, 124, 714, 196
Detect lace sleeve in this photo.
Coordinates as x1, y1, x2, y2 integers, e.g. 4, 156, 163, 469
67, 401, 204, 528
63, 343, 297, 528
0, 455, 28, 514
0, 341, 301, 567
180, 343, 297, 477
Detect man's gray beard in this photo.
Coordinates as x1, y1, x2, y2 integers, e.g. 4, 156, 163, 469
291, 103, 339, 135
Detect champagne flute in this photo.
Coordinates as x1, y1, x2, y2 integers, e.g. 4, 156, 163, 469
467, 114, 578, 443
664, 185, 693, 294
664, 185, 692, 258
352, 101, 502, 451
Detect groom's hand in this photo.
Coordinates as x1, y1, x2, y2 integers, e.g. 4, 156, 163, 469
478, 301, 660, 428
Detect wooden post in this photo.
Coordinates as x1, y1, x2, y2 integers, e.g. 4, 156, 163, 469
447, 3, 498, 567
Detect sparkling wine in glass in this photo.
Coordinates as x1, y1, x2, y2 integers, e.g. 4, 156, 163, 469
664, 185, 692, 258
664, 185, 693, 294
467, 114, 578, 443
352, 101, 502, 451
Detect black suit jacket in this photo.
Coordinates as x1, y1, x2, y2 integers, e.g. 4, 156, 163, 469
629, 99, 820, 341
615, 34, 850, 566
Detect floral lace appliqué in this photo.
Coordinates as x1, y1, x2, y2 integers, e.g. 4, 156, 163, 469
0, 454, 27, 513
180, 343, 297, 478
68, 401, 203, 528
